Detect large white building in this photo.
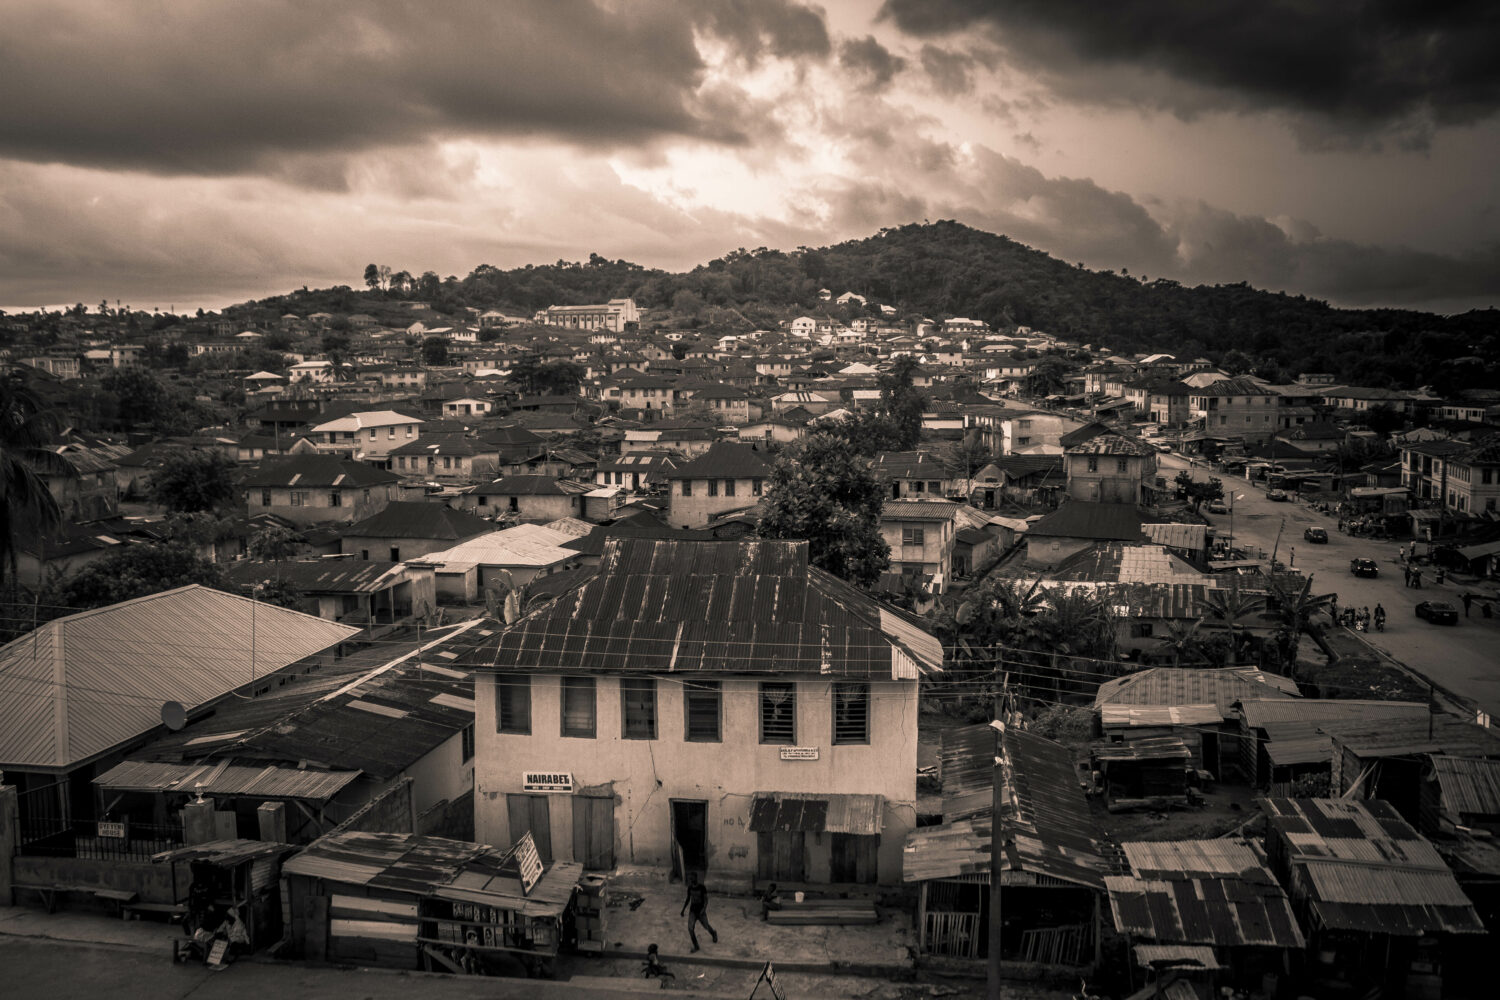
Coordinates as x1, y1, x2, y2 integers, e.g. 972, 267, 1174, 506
464, 538, 942, 883
535, 298, 639, 333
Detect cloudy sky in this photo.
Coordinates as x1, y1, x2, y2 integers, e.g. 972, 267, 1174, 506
2, 0, 1497, 314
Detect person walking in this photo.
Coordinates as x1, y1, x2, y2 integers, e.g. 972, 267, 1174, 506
681, 872, 717, 953
1462, 592, 1474, 617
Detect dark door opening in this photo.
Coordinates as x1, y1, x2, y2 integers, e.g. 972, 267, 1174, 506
670, 799, 708, 881
506, 793, 553, 861
1201, 730, 1219, 780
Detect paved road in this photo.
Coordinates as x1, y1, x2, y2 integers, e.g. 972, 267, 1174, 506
1164, 454, 1500, 719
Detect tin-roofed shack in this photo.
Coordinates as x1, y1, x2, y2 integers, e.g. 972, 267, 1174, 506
154, 839, 300, 955
1105, 839, 1304, 997
1260, 797, 1487, 998
283, 830, 587, 978
1090, 737, 1191, 812
902, 723, 1113, 969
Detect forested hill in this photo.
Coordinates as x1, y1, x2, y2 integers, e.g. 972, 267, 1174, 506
245, 221, 1496, 392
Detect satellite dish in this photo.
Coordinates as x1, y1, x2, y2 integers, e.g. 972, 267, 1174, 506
161, 701, 187, 731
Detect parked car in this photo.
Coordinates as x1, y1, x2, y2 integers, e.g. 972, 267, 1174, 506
1206, 500, 1229, 514
1349, 557, 1379, 577
1303, 527, 1328, 543
1416, 601, 1460, 625
1267, 489, 1289, 502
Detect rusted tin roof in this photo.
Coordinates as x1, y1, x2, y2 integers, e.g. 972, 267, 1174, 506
749, 792, 883, 836
460, 538, 943, 680
1107, 839, 1304, 949
1260, 797, 1486, 936
95, 760, 360, 802
1096, 667, 1296, 716
938, 723, 997, 796
1429, 756, 1500, 820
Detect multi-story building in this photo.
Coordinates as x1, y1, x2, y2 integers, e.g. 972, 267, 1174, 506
308, 410, 424, 465
535, 298, 639, 333
664, 441, 771, 528
1188, 377, 1278, 443
1402, 437, 1500, 514
465, 537, 942, 883
1064, 432, 1159, 504
879, 499, 961, 592
242, 455, 399, 525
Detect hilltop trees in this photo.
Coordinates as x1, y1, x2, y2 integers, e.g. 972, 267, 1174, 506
148, 450, 238, 513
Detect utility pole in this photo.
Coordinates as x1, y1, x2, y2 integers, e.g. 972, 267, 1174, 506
987, 688, 1006, 1000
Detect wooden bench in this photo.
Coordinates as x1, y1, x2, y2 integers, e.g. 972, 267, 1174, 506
765, 899, 879, 926
13, 884, 138, 915
122, 901, 188, 922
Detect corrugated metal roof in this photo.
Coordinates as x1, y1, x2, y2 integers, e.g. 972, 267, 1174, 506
938, 723, 996, 796
94, 760, 360, 801
223, 559, 410, 594
0, 585, 358, 769
1106, 840, 1305, 950
999, 727, 1114, 888
413, 523, 579, 570
902, 816, 992, 882
126, 621, 488, 779
152, 839, 300, 866
1091, 737, 1191, 762
1325, 716, 1500, 759
748, 792, 883, 835
1430, 756, 1500, 819
459, 539, 942, 680
1096, 667, 1297, 716
1261, 797, 1486, 935
1133, 944, 1223, 970
1099, 705, 1224, 728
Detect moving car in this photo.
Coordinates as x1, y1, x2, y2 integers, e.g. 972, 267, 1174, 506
1303, 527, 1328, 543
1349, 557, 1379, 578
1206, 500, 1228, 514
1416, 601, 1459, 625
1267, 489, 1289, 501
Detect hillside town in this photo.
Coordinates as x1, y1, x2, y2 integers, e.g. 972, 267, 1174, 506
2, 284, 1500, 1000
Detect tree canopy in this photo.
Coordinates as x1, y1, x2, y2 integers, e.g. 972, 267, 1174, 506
148, 450, 238, 513
758, 432, 890, 587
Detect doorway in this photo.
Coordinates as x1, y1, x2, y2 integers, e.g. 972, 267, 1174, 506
573, 794, 615, 870
757, 830, 806, 882
670, 800, 708, 880
1200, 730, 1219, 780
506, 793, 553, 861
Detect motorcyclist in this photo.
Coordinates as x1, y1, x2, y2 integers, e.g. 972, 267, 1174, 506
1374, 604, 1386, 631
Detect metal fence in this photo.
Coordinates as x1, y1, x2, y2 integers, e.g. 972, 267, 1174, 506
17, 818, 184, 862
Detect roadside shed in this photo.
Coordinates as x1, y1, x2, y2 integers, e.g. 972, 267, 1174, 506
1090, 737, 1191, 811
1236, 698, 1429, 793
1260, 797, 1486, 998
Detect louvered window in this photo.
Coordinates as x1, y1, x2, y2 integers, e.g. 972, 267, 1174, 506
561, 677, 596, 738
496, 674, 531, 734
760, 682, 796, 744
833, 683, 869, 745
621, 678, 657, 739
684, 681, 721, 742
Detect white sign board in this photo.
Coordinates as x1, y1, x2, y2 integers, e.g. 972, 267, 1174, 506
97, 821, 126, 839
514, 831, 544, 895
779, 746, 819, 761
522, 771, 574, 793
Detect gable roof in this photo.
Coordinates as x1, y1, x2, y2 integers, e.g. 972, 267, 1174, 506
0, 586, 358, 770
342, 501, 496, 541
310, 410, 424, 432
240, 455, 399, 488
1028, 501, 1144, 541
1095, 667, 1297, 717
459, 538, 942, 680
663, 440, 772, 479
468, 476, 593, 496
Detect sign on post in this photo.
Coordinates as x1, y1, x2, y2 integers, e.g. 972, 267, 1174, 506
522, 771, 574, 793
514, 831, 544, 895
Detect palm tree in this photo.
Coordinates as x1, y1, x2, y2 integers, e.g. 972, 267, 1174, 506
0, 375, 71, 586
1196, 590, 1266, 665
1265, 575, 1335, 671
1160, 618, 1206, 667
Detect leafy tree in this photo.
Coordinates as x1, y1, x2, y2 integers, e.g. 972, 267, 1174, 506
363, 263, 381, 290
422, 336, 449, 366
321, 331, 350, 357
247, 524, 302, 561
0, 375, 71, 585
1362, 404, 1405, 435
58, 542, 226, 611
149, 451, 238, 513
1174, 471, 1225, 512
877, 356, 925, 450
100, 368, 204, 434
758, 432, 890, 587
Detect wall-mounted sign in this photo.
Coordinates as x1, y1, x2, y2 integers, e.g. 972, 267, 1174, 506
779, 746, 819, 761
522, 771, 574, 793
514, 831, 544, 895
97, 821, 126, 839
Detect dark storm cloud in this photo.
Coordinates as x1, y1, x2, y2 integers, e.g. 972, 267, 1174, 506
839, 36, 906, 92
0, 0, 828, 177
881, 1, 1500, 139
